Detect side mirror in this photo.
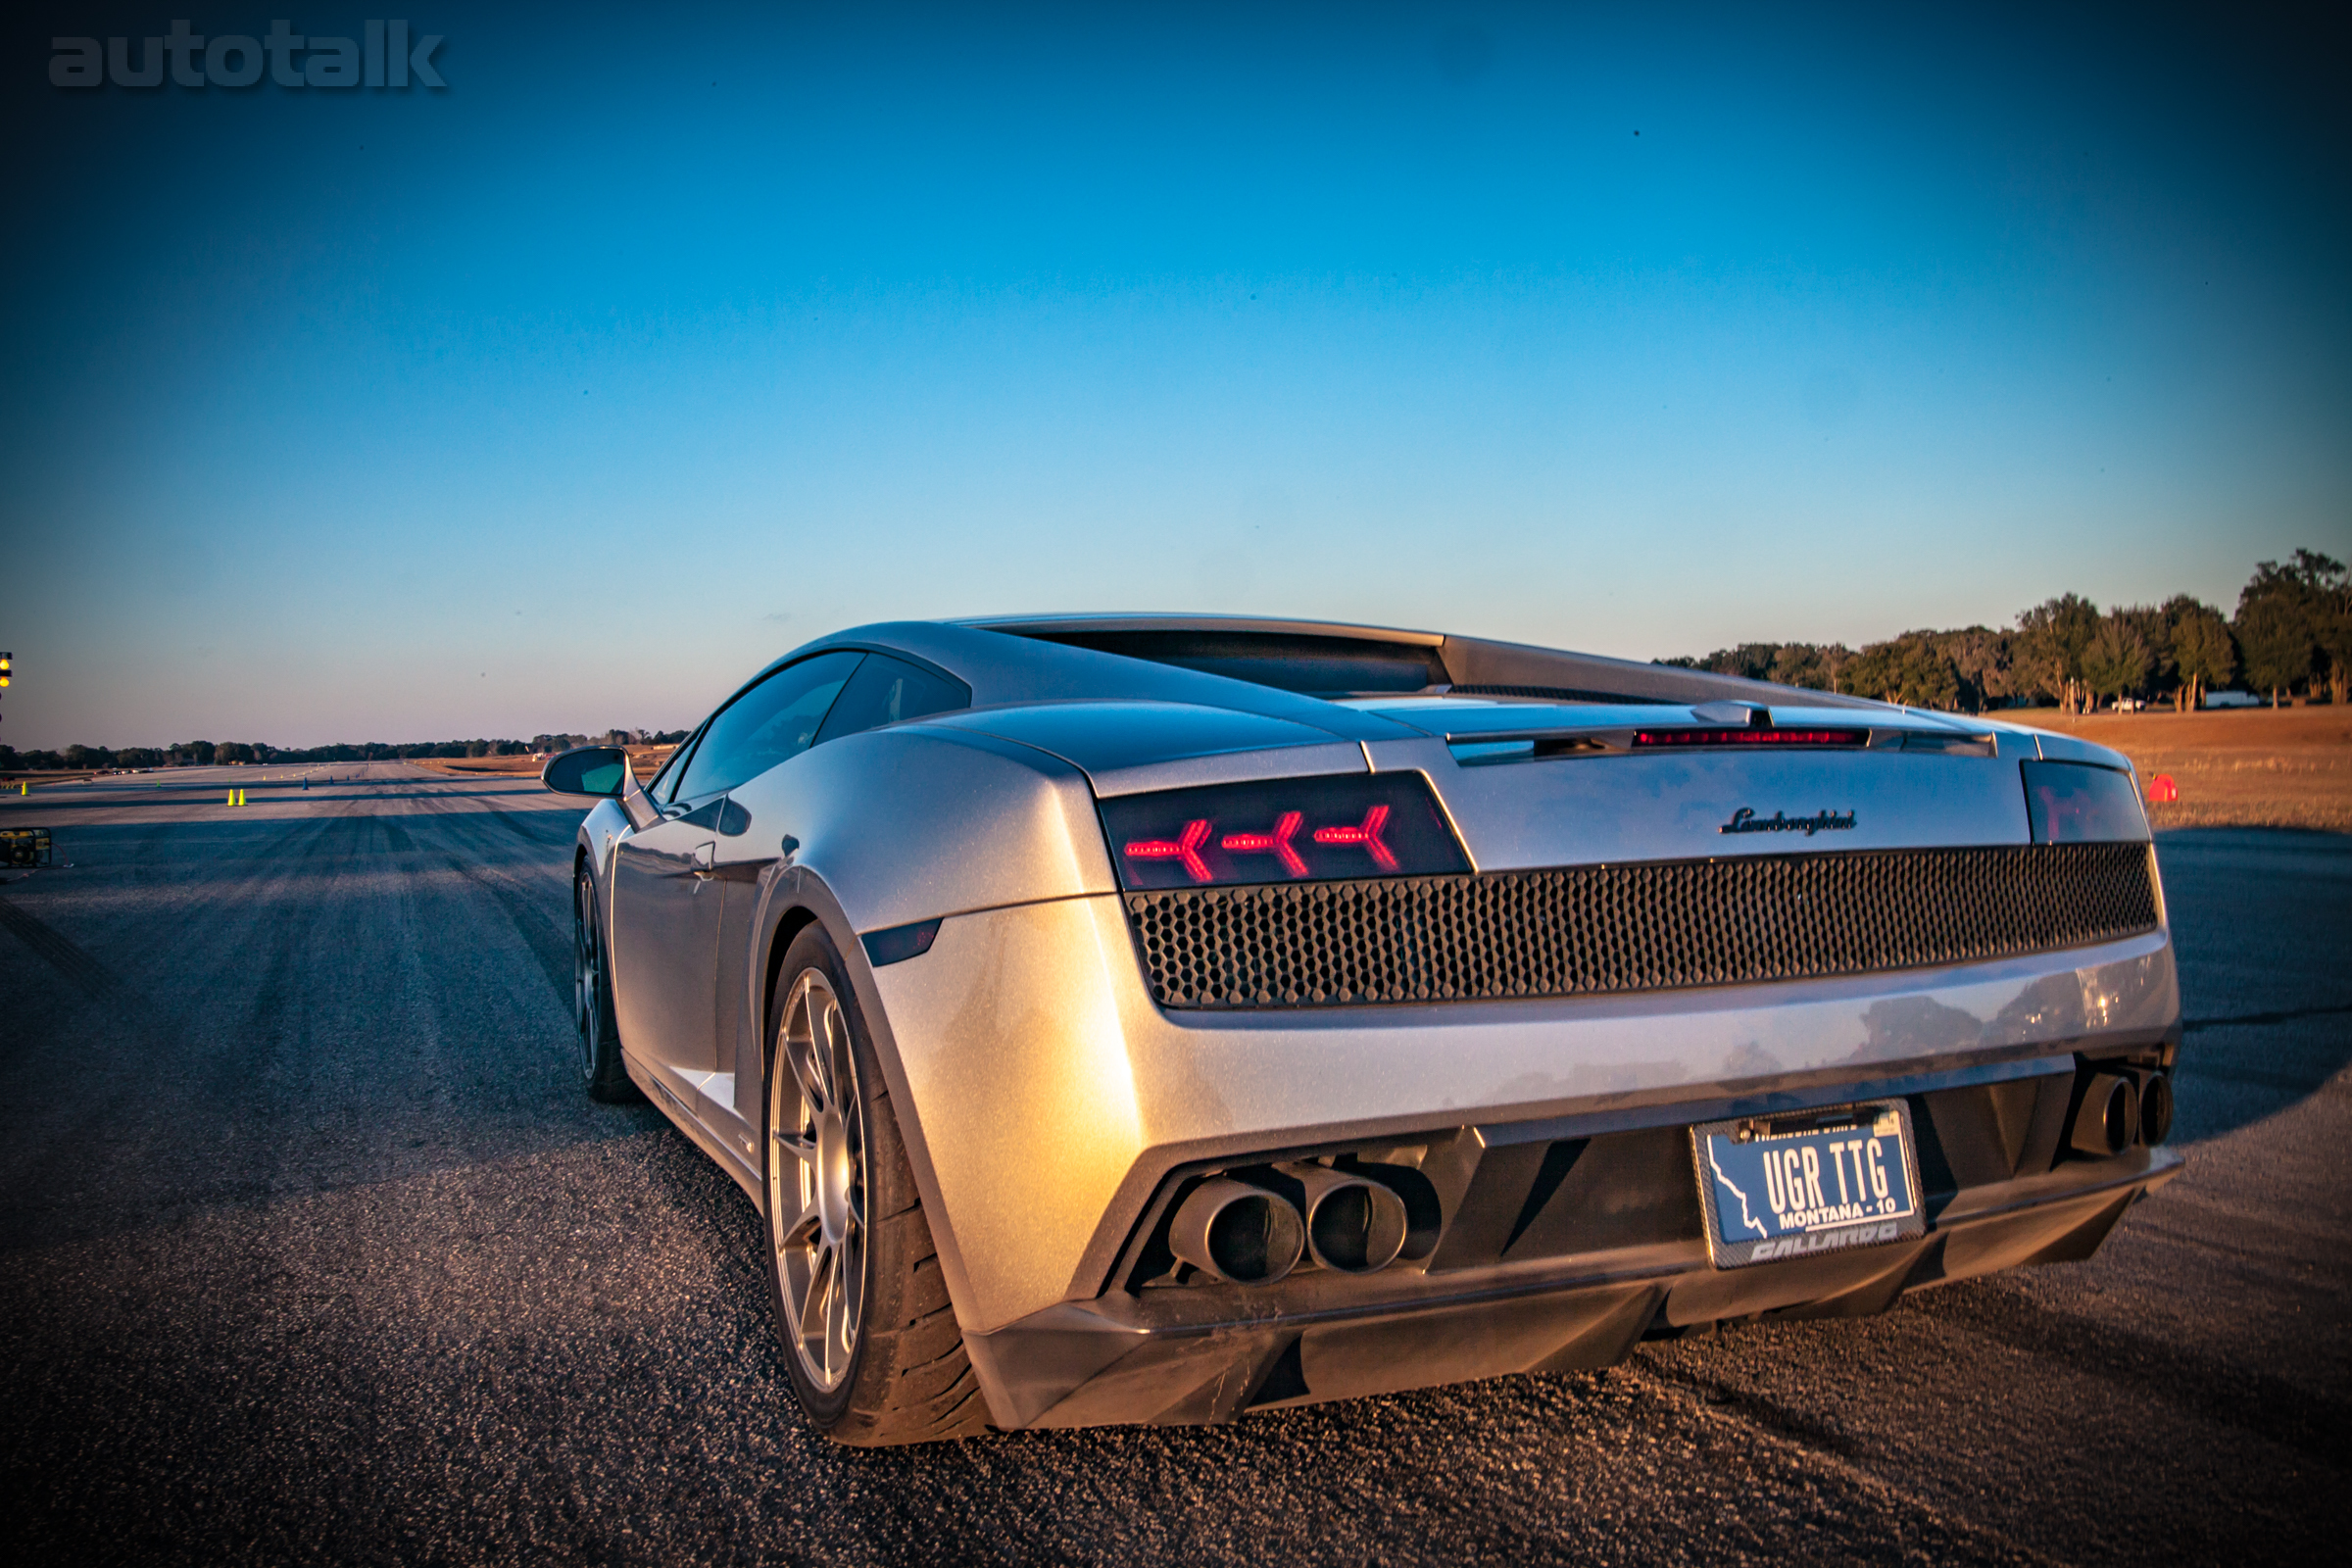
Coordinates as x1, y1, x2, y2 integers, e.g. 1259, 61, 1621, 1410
542, 745, 631, 799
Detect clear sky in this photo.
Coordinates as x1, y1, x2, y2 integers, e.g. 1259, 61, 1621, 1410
2, 2, 2346, 749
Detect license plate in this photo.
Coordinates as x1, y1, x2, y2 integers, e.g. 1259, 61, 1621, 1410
1691, 1101, 1926, 1268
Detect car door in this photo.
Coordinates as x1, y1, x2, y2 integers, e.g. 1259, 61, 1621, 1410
608, 791, 729, 1077
611, 651, 863, 1077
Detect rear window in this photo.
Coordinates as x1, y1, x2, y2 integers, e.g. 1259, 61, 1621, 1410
1018, 629, 1446, 695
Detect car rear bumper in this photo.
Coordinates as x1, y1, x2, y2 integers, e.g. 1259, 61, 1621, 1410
863, 894, 2180, 1341
963, 1146, 2181, 1430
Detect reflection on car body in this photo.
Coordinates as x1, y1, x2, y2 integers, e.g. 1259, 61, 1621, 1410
542, 614, 2181, 1446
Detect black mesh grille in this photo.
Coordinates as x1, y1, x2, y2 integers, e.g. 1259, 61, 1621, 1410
1125, 843, 2159, 1009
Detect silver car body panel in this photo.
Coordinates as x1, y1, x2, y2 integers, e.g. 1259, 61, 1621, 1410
568, 612, 2177, 1429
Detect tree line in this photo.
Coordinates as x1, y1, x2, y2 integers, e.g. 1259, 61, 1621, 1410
1662, 549, 2350, 713
0, 728, 694, 774
5, 549, 2344, 771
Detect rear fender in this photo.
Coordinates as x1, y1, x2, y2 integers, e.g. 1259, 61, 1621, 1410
740, 859, 989, 1345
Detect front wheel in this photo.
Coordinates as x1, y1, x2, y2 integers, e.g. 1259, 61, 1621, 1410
763, 924, 991, 1445
574, 859, 636, 1102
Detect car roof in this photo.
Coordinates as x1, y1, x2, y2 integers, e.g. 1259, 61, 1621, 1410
740, 616, 1881, 735
953, 611, 1446, 647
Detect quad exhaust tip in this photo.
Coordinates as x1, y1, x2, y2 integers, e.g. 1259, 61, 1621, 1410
2070, 1071, 2141, 1157
1166, 1167, 1413, 1283
2138, 1070, 2174, 1147
1168, 1177, 1305, 1285
1295, 1167, 1409, 1274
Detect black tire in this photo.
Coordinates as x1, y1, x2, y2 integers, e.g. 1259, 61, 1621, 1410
762, 924, 992, 1446
574, 858, 637, 1102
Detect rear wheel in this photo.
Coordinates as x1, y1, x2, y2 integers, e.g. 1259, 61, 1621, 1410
574, 860, 636, 1102
763, 924, 991, 1445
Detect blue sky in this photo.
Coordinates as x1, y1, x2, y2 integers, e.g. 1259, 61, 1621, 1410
2, 2, 2346, 748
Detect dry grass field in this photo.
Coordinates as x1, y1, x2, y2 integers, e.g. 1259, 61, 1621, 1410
2015, 704, 2352, 833
408, 756, 543, 776
416, 745, 676, 780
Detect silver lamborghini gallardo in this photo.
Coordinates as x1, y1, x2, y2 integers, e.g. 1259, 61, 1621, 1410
541, 615, 2180, 1445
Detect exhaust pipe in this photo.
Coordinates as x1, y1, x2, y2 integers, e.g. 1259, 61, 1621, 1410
2070, 1071, 2141, 1157
2138, 1070, 2174, 1147
1167, 1178, 1305, 1285
1295, 1167, 1409, 1274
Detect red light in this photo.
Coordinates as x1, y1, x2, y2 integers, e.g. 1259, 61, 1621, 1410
1221, 810, 1306, 876
1102, 773, 1470, 890
1632, 728, 1866, 748
1124, 817, 1212, 882
1312, 804, 1396, 871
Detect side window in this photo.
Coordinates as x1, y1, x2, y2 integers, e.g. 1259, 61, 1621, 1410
674, 651, 864, 801
651, 721, 708, 804
813, 654, 973, 747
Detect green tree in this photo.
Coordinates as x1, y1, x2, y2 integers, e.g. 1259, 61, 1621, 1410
1839, 634, 1960, 709
1680, 644, 1774, 681
2165, 597, 2235, 710
2114, 605, 2174, 698
2081, 614, 2153, 705
2237, 598, 2311, 706
1932, 626, 2013, 711
1894, 636, 1962, 710
2286, 549, 2352, 706
1840, 643, 1895, 703
2233, 552, 2337, 705
2014, 594, 2100, 711
1667, 642, 1853, 693
1781, 643, 1855, 693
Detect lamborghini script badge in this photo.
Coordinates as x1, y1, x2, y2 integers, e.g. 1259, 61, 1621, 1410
1720, 808, 1857, 836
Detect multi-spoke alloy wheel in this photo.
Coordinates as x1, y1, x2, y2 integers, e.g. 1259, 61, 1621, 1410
573, 871, 603, 1074
573, 862, 633, 1101
767, 967, 869, 1393
760, 925, 990, 1444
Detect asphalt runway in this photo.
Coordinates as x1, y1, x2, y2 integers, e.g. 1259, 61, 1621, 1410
1, 762, 2344, 1565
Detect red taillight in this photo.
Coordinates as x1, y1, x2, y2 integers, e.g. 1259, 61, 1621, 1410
1312, 805, 1397, 871
1122, 817, 1212, 882
1102, 774, 1467, 890
1631, 727, 1867, 749
1220, 810, 1306, 877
